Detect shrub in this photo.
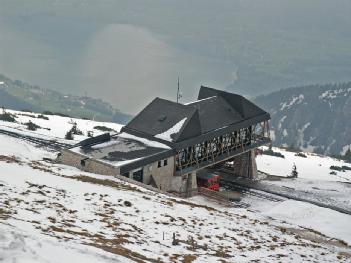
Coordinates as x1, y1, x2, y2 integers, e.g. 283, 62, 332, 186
330, 165, 344, 172
25, 121, 41, 131
94, 125, 115, 132
20, 109, 33, 113
70, 123, 83, 135
65, 131, 74, 140
342, 165, 351, 171
288, 164, 298, 178
295, 152, 307, 158
123, 200, 132, 207
0, 112, 16, 122
37, 114, 49, 120
258, 148, 285, 158
330, 165, 351, 172
55, 112, 70, 117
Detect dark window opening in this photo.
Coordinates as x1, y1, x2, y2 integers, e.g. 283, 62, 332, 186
158, 161, 162, 168
80, 159, 86, 166
132, 169, 143, 183
164, 159, 168, 166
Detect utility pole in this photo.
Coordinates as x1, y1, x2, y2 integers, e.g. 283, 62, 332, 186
176, 76, 182, 103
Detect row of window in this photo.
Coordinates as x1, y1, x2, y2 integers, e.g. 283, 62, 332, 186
157, 159, 168, 168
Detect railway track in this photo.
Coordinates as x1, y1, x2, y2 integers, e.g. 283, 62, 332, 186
0, 128, 72, 151
217, 168, 351, 215
221, 180, 285, 202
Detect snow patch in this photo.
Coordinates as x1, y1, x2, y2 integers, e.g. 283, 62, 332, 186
277, 115, 287, 130
184, 96, 217, 105
155, 117, 187, 142
297, 122, 310, 148
119, 132, 171, 149
269, 130, 276, 141
319, 88, 351, 100
280, 94, 304, 111
341, 144, 351, 155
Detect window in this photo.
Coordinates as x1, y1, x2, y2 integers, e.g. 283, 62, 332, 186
158, 161, 162, 168
164, 159, 168, 166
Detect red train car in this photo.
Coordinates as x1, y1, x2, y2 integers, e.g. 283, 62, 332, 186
197, 171, 220, 191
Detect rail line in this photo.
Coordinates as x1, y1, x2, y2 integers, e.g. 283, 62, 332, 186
217, 168, 351, 215
0, 128, 72, 151
221, 180, 285, 202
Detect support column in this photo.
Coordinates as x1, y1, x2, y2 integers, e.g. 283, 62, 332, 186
186, 172, 198, 197
232, 150, 258, 179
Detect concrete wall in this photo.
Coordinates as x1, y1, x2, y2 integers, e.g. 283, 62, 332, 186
169, 172, 197, 196
59, 150, 198, 195
58, 149, 120, 176
142, 156, 175, 191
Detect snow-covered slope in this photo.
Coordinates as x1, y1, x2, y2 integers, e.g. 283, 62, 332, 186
257, 147, 351, 183
1, 110, 351, 262
1, 134, 350, 262
0, 109, 123, 143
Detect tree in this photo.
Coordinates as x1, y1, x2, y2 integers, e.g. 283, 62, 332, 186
344, 147, 351, 163
70, 122, 83, 135
290, 163, 298, 178
26, 120, 40, 131
65, 130, 74, 140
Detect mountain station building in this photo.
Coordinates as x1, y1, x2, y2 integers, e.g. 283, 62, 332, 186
58, 86, 270, 196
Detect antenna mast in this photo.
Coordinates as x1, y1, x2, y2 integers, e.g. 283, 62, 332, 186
177, 76, 181, 103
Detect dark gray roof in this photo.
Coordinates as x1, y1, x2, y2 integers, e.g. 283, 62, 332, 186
188, 95, 244, 134
124, 98, 197, 143
122, 86, 270, 148
197, 86, 268, 120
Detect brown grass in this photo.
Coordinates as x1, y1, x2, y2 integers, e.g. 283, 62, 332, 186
0, 208, 11, 219
68, 175, 143, 193
168, 198, 216, 212
0, 155, 22, 164
182, 255, 197, 263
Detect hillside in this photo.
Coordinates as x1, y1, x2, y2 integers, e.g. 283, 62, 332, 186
0, 74, 131, 124
1, 107, 351, 262
254, 82, 351, 155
